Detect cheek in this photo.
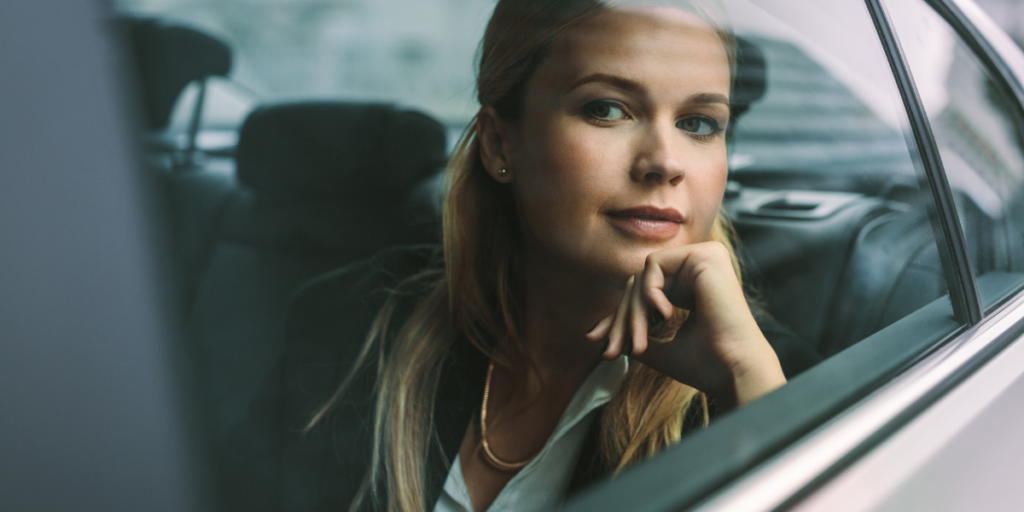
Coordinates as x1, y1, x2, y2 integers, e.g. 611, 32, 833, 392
513, 122, 622, 230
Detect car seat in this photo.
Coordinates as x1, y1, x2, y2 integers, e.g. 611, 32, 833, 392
117, 16, 231, 163
719, 32, 976, 359
171, 102, 446, 435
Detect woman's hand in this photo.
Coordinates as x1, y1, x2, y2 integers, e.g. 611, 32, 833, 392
585, 242, 786, 409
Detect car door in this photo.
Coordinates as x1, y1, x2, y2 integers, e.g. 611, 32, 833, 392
786, 0, 1024, 509
0, 2, 209, 511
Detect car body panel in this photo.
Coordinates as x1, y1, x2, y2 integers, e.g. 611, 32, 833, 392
694, 278, 1024, 511
794, 323, 1024, 511
0, 1, 208, 511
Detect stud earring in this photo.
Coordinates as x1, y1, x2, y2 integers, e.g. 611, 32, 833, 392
498, 168, 508, 176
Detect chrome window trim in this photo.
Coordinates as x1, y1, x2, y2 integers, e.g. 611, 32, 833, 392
792, 310, 1024, 511
692, 291, 1024, 512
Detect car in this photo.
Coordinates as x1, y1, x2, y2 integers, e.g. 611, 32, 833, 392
2, 0, 1023, 511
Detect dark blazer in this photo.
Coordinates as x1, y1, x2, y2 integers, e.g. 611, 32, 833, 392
223, 245, 821, 512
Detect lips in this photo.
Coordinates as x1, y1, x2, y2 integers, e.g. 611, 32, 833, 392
607, 206, 684, 240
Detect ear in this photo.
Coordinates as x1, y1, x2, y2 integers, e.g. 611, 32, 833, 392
477, 106, 516, 183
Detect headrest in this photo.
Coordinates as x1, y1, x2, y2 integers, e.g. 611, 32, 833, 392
731, 36, 768, 121
119, 16, 232, 130
235, 102, 447, 206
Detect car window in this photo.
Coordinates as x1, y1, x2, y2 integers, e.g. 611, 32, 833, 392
116, 0, 494, 156
887, 0, 1024, 312
108, 1, 973, 511
722, 0, 960, 359
562, 1, 971, 509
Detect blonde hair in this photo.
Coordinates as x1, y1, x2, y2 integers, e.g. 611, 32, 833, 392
308, 1, 740, 510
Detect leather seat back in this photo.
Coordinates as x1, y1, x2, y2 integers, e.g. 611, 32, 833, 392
178, 102, 446, 434
819, 207, 947, 357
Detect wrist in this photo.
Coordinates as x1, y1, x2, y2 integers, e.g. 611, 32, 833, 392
706, 337, 786, 410
727, 345, 787, 408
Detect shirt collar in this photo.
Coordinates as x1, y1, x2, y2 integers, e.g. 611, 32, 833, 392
548, 356, 629, 444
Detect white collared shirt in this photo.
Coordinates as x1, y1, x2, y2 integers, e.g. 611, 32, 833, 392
432, 357, 629, 512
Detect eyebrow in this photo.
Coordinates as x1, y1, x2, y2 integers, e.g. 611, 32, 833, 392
688, 92, 730, 107
568, 73, 730, 108
569, 73, 645, 94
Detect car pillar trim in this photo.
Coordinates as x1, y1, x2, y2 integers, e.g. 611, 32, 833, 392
868, 0, 983, 326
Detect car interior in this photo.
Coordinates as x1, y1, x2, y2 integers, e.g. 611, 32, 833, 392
724, 34, 951, 358
11, 0, 1024, 510
120, 13, 935, 421
113, 4, 1024, 509
123, 18, 450, 436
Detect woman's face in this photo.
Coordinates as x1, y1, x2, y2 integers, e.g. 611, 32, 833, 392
497, 6, 731, 283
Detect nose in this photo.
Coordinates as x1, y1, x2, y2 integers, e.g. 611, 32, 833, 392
630, 120, 686, 186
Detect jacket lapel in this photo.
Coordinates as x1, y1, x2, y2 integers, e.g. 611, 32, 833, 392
424, 335, 489, 509
567, 404, 613, 497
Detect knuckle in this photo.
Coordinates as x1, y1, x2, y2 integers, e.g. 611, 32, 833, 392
700, 241, 730, 261
707, 240, 728, 254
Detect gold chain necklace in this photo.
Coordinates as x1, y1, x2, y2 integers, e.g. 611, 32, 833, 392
480, 362, 537, 471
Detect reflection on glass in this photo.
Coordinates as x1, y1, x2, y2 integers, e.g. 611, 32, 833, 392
888, 0, 1024, 309
111, 0, 964, 511
723, 0, 954, 358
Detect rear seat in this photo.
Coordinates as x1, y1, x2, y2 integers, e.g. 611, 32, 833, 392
168, 101, 446, 435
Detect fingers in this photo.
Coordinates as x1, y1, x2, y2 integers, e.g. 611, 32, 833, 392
593, 270, 657, 359
605, 276, 635, 360
622, 270, 647, 354
586, 243, 745, 365
642, 242, 738, 312
585, 314, 614, 342
593, 245, 725, 359
641, 256, 678, 321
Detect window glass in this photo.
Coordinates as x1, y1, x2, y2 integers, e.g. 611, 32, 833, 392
887, 0, 1024, 310
115, 0, 494, 153
109, 0, 967, 510
722, 0, 959, 358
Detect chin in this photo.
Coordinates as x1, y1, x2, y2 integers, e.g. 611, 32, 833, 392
587, 247, 659, 284
603, 236, 702, 279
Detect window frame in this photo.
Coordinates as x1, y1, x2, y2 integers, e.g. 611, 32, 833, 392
557, 1, 1024, 510
869, 0, 982, 327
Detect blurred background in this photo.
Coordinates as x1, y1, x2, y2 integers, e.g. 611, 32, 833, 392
111, 0, 1024, 161
114, 0, 498, 158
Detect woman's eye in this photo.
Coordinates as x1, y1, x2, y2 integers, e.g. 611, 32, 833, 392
677, 116, 722, 137
583, 100, 627, 122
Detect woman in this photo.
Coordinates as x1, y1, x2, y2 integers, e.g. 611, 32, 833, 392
228, 1, 817, 511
